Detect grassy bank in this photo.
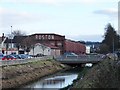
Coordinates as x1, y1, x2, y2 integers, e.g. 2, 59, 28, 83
73, 58, 120, 88
1, 59, 70, 89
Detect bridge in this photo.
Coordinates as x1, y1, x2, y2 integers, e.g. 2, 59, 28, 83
55, 55, 103, 65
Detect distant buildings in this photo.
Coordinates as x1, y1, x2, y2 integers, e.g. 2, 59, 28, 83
85, 41, 101, 54
0, 33, 86, 56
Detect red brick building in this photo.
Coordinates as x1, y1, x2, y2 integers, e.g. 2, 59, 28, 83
30, 34, 86, 55
7, 33, 86, 55
65, 39, 86, 55
30, 33, 65, 54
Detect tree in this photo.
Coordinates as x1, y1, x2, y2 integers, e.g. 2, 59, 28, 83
7, 30, 26, 39
21, 36, 35, 54
99, 44, 109, 54
12, 30, 26, 36
11, 30, 26, 52
102, 23, 120, 52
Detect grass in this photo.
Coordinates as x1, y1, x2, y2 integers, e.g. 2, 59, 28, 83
74, 58, 120, 88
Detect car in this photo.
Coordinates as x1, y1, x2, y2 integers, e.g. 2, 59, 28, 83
25, 54, 33, 59
2, 55, 17, 60
10, 54, 21, 59
0, 53, 4, 59
64, 52, 78, 58
35, 53, 45, 57
18, 54, 33, 59
18, 54, 27, 59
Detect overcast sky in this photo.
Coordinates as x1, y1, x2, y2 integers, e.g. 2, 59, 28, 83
0, 0, 119, 42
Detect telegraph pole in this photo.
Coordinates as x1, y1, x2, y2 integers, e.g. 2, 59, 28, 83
113, 37, 114, 53
11, 26, 12, 54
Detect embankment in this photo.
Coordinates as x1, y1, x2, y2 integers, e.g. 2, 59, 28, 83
1, 59, 70, 89
72, 58, 120, 88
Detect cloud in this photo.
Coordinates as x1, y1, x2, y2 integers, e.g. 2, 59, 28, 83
94, 8, 118, 17
0, 7, 52, 27
66, 34, 103, 42
1, 0, 118, 5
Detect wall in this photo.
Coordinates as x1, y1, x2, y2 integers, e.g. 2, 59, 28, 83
29, 44, 51, 55
30, 34, 65, 54
65, 40, 86, 54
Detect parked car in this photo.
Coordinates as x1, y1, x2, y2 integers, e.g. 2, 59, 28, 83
10, 54, 21, 59
2, 55, 17, 60
63, 52, 78, 58
25, 54, 33, 59
0, 53, 4, 59
35, 53, 45, 57
18, 54, 33, 59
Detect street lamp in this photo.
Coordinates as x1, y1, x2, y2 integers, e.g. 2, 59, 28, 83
11, 26, 12, 53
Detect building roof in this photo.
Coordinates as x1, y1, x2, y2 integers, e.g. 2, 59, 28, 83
31, 33, 65, 37
35, 43, 59, 49
44, 44, 59, 49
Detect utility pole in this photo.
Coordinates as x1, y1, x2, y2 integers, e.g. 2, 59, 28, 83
11, 26, 12, 54
113, 37, 114, 53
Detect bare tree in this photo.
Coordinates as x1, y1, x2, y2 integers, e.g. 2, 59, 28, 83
7, 30, 26, 39
21, 36, 35, 54
12, 30, 26, 36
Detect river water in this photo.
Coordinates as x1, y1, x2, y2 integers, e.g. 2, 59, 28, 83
21, 68, 83, 89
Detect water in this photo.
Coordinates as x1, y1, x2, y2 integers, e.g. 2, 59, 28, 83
21, 68, 81, 89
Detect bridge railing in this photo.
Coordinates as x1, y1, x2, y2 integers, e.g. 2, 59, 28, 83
56, 54, 103, 62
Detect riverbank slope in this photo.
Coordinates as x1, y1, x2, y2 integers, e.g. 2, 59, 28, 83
73, 58, 120, 88
1, 59, 70, 88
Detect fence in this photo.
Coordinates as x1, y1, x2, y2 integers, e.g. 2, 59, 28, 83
55, 54, 103, 64
0, 56, 53, 67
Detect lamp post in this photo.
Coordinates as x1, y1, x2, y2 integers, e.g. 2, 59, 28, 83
11, 26, 12, 54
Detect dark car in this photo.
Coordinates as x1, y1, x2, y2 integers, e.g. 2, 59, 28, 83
10, 54, 21, 59
0, 53, 4, 59
18, 54, 33, 59
63, 52, 78, 59
2, 55, 17, 60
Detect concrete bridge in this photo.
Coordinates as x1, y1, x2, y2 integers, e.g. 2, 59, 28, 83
56, 55, 103, 65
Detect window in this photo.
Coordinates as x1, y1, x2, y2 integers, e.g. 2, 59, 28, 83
57, 42, 62, 46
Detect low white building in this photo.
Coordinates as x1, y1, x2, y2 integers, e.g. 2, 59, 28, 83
29, 43, 61, 56
29, 43, 51, 56
44, 44, 60, 56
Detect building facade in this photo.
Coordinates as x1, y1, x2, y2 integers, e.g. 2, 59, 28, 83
65, 40, 86, 55
2, 33, 86, 56
30, 33, 65, 55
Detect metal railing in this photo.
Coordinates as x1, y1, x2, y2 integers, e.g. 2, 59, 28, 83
0, 56, 53, 67
55, 55, 103, 63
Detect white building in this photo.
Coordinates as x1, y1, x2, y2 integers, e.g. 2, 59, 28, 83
86, 46, 91, 54
29, 43, 51, 56
29, 43, 60, 56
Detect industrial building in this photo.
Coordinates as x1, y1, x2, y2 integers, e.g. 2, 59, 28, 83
0, 33, 86, 56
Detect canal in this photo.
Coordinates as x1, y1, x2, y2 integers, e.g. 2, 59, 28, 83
20, 67, 84, 89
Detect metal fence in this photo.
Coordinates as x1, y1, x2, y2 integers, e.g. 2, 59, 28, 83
0, 56, 53, 67
56, 55, 103, 63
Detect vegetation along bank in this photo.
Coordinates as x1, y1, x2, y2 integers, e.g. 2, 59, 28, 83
72, 57, 120, 88
1, 59, 70, 89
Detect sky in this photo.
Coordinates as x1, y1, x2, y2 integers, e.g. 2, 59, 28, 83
0, 0, 119, 42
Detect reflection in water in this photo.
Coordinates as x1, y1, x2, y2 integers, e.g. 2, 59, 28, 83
24, 74, 78, 89
43, 77, 65, 85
